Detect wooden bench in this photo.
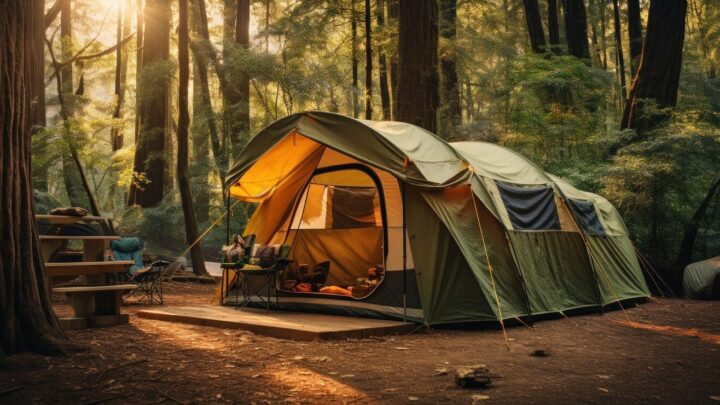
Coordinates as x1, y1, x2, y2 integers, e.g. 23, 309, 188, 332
45, 260, 135, 277
53, 284, 137, 330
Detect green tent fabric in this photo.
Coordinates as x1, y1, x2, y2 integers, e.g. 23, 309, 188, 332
222, 111, 650, 325
683, 257, 720, 299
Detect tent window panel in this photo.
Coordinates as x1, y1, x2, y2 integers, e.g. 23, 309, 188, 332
496, 181, 561, 231
567, 198, 606, 236
328, 186, 378, 229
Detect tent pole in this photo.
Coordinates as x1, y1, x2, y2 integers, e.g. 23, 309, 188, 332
226, 188, 231, 245
402, 182, 407, 322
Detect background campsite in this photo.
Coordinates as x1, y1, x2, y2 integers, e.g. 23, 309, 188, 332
1, 0, 720, 403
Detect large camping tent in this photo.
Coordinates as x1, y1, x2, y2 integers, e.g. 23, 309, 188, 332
219, 111, 650, 325
683, 257, 720, 299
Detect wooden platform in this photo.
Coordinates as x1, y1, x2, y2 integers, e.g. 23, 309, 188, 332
137, 305, 416, 341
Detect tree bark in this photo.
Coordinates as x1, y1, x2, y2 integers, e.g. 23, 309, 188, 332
377, 0, 391, 120
627, 0, 643, 76
228, 0, 250, 160
30, 0, 48, 191
135, 0, 143, 143
190, 0, 212, 222
396, 0, 439, 133
599, 0, 607, 69
621, 0, 688, 135
611, 0, 627, 103
351, 0, 360, 118
387, 0, 399, 119
1, 0, 68, 360
564, 0, 591, 59
128, 0, 170, 207
676, 176, 720, 272
522, 0, 547, 53
178, 0, 208, 277
439, 0, 460, 140
364, 0, 373, 120
547, 0, 561, 54
588, 0, 602, 66
59, 0, 86, 208
111, 0, 130, 151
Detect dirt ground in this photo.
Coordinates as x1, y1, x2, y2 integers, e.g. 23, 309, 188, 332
1, 282, 719, 404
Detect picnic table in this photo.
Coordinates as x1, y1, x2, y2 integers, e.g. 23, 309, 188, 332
37, 214, 135, 330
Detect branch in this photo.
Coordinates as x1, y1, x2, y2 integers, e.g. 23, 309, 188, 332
44, 0, 67, 29
45, 33, 135, 87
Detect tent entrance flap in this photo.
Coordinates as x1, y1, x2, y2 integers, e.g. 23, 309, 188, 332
282, 165, 388, 299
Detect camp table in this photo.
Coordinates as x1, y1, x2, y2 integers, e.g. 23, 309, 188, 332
225, 259, 294, 312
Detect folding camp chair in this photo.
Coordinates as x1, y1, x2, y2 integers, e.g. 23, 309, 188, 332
110, 237, 167, 305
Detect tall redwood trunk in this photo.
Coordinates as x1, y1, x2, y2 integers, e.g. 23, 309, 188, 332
522, 0, 547, 53
30, 0, 47, 191
364, 0, 373, 119
396, 0, 439, 132
111, 0, 130, 151
621, 0, 688, 135
190, 0, 212, 222
377, 0, 391, 120
439, 0, 460, 139
230, 0, 250, 159
611, 0, 627, 102
128, 0, 170, 207
59, 0, 86, 208
351, 0, 360, 118
178, 0, 208, 277
387, 0, 398, 119
627, 0, 643, 76
547, 0, 561, 54
564, 0, 591, 59
1, 0, 67, 360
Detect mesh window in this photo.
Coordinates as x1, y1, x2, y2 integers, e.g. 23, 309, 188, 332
496, 181, 561, 230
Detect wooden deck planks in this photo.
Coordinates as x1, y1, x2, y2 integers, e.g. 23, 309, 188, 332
137, 305, 416, 341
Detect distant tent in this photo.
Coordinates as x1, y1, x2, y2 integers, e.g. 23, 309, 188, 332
220, 111, 650, 325
683, 257, 720, 299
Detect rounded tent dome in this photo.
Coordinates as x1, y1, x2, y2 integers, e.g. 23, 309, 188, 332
221, 112, 649, 325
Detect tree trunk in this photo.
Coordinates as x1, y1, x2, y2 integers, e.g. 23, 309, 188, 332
377, 0, 391, 120
190, 0, 211, 223
128, 0, 170, 207
190, 0, 228, 182
387, 0, 399, 119
588, 0, 602, 66
676, 176, 720, 272
396, 0, 439, 132
611, 0, 627, 103
599, 0, 607, 69
178, 0, 208, 277
522, 0, 547, 53
30, 0, 47, 191
564, 0, 591, 59
364, 0, 373, 120
228, 0, 250, 160
351, 0, 360, 118
1, 0, 68, 360
135, 0, 143, 143
59, 0, 86, 208
627, 0, 643, 77
439, 0, 460, 140
621, 0, 687, 135
111, 0, 130, 151
547, 0, 561, 54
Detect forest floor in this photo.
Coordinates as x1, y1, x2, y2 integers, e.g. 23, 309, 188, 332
1, 282, 719, 404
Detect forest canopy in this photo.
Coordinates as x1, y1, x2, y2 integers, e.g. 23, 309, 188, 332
32, 0, 720, 288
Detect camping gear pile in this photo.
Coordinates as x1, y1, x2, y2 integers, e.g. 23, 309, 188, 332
219, 111, 650, 325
